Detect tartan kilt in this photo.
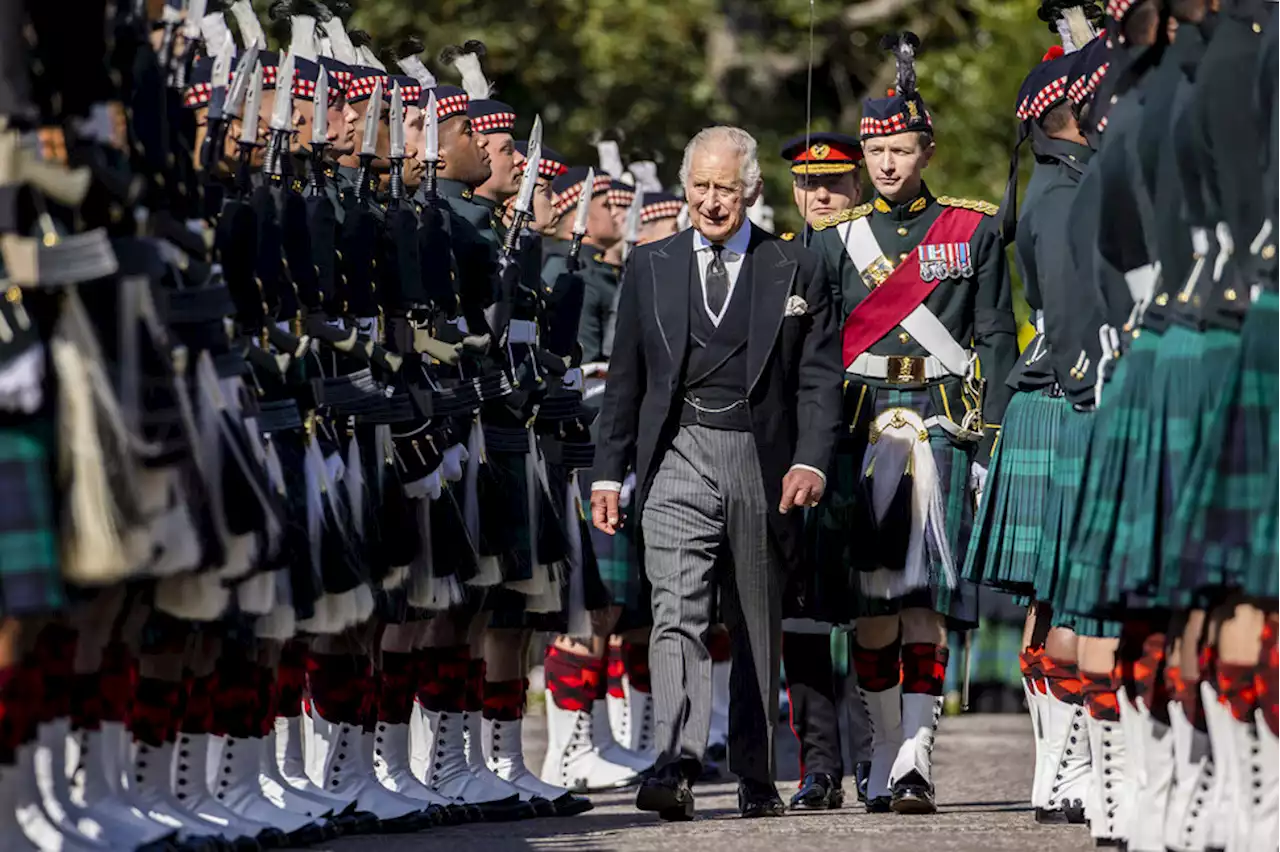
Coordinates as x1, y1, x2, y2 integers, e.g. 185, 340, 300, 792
965, 617, 1030, 689
1175, 292, 1280, 600
585, 479, 645, 612
828, 377, 979, 627
1036, 406, 1094, 605
0, 418, 65, 617
1070, 330, 1162, 578
963, 390, 1066, 595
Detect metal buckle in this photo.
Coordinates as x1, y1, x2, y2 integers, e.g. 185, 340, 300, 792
859, 255, 895, 290
885, 355, 925, 384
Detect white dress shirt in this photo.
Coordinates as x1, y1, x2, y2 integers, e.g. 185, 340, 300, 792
592, 221, 824, 494
692, 220, 752, 326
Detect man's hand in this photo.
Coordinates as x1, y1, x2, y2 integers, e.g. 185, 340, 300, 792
779, 468, 825, 514
591, 489, 622, 534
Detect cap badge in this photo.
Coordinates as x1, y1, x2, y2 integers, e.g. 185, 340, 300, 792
809, 143, 831, 160
906, 100, 919, 119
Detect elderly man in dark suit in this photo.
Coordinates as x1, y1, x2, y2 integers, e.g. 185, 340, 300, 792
590, 125, 843, 820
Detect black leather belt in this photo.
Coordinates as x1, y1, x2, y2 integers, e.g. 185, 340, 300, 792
163, 284, 237, 324
540, 437, 595, 470
257, 399, 304, 433
319, 369, 387, 416
483, 424, 531, 454
357, 392, 419, 425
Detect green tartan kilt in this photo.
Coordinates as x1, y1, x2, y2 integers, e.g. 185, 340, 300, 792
0, 418, 65, 617
813, 377, 979, 627
1174, 292, 1280, 600
1063, 334, 1159, 617
963, 390, 1066, 595
587, 493, 644, 612
1103, 326, 1199, 608
1037, 406, 1095, 606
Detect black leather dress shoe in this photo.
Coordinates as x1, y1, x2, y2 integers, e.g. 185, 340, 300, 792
636, 774, 695, 821
854, 761, 872, 803
790, 772, 845, 810
865, 795, 892, 813
551, 791, 595, 817
890, 770, 937, 814
738, 781, 787, 818
529, 795, 558, 818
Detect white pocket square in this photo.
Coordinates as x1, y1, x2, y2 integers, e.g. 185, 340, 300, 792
784, 295, 808, 317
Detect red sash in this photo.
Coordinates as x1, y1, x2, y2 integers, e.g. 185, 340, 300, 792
840, 206, 985, 368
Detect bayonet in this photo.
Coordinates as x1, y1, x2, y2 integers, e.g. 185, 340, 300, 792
224, 42, 259, 120
235, 62, 264, 193
199, 34, 235, 172
622, 187, 643, 262
422, 91, 439, 198
265, 51, 295, 178
502, 115, 541, 256
567, 166, 593, 267
308, 65, 329, 195
387, 83, 406, 203
354, 78, 383, 203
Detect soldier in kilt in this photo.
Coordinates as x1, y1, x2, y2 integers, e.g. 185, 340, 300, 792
964, 26, 1108, 825
807, 35, 1017, 814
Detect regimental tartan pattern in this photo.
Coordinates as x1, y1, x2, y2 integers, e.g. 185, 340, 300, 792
1176, 292, 1280, 600
0, 420, 65, 617
1034, 405, 1094, 606
964, 390, 1066, 595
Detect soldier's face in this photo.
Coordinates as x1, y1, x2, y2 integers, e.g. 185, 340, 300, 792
588, 193, 621, 247
862, 132, 933, 202
477, 132, 522, 200
638, 217, 680, 245
325, 96, 351, 155
685, 145, 752, 244
792, 170, 860, 226
403, 106, 425, 186
439, 116, 492, 187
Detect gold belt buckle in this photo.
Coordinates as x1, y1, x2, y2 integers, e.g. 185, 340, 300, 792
886, 355, 926, 384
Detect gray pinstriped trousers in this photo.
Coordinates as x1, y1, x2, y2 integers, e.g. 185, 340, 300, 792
641, 425, 782, 785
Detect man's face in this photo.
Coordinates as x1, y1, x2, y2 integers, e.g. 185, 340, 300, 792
521, 175, 557, 234
476, 132, 522, 200
439, 115, 491, 187
791, 170, 860, 226
402, 105, 425, 187
685, 145, 751, 244
638, 217, 680, 245
324, 96, 351, 156
862, 132, 933, 202
587, 192, 622, 247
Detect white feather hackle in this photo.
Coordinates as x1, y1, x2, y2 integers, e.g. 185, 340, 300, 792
320, 17, 357, 65
290, 15, 318, 61
451, 50, 492, 99
229, 0, 266, 48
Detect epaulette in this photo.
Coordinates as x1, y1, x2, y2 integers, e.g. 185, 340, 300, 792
936, 195, 999, 216
780, 232, 795, 241
812, 202, 873, 231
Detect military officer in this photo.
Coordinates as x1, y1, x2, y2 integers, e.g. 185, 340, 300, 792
775, 130, 872, 810
807, 33, 1016, 815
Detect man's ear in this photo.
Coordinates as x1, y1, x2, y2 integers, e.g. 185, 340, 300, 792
744, 181, 763, 208
922, 140, 936, 169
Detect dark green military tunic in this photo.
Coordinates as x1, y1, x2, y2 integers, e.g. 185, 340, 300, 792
807, 184, 1015, 625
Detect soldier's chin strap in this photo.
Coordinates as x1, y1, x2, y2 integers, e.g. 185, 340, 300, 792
997, 121, 1031, 248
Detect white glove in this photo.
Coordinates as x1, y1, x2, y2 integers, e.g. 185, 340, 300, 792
620, 472, 637, 510
970, 461, 989, 507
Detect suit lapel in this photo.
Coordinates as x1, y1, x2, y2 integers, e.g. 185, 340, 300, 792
747, 234, 797, 394
649, 229, 693, 367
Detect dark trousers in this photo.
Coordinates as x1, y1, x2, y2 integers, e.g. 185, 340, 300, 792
784, 632, 844, 778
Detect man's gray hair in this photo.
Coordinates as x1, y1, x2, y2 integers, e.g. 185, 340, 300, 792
679, 126, 763, 202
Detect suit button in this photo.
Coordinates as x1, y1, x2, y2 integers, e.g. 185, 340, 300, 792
898, 332, 910, 343
897, 227, 908, 236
